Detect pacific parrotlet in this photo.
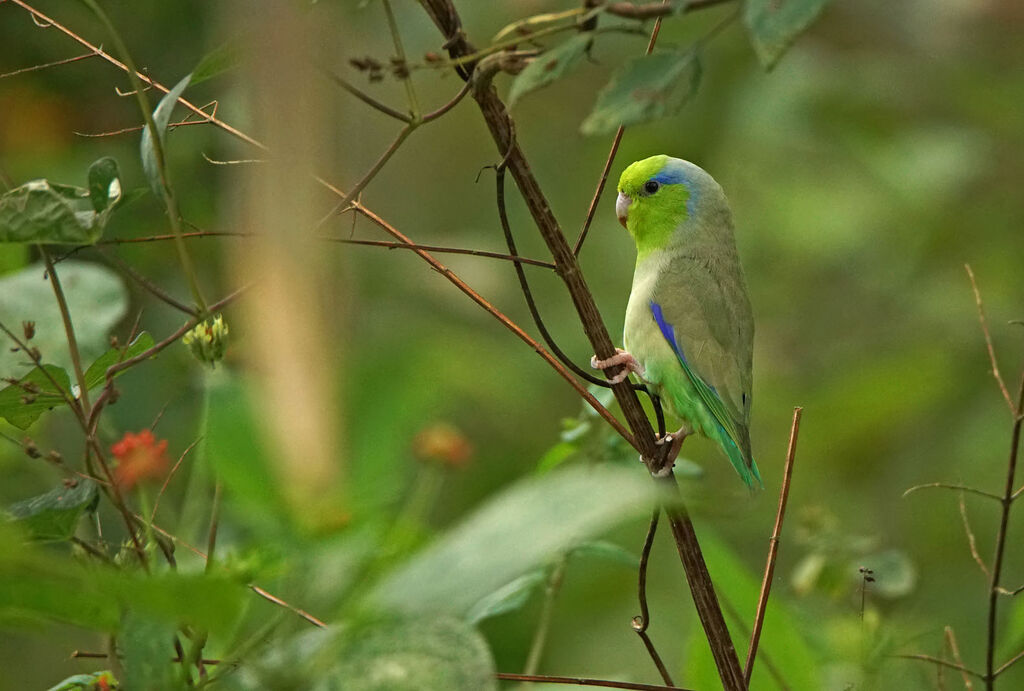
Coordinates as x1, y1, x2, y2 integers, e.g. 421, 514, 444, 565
592, 155, 761, 488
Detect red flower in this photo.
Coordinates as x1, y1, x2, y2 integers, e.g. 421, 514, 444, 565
111, 430, 169, 491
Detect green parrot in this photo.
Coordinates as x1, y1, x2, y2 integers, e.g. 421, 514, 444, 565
592, 155, 761, 488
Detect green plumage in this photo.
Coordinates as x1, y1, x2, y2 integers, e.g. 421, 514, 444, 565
617, 156, 761, 488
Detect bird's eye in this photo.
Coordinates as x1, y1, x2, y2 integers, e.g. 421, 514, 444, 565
643, 180, 660, 195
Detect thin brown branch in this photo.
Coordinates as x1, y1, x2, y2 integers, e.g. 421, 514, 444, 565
574, 0, 668, 256
0, 50, 97, 79
151, 437, 201, 522
73, 106, 217, 138
745, 406, 802, 683
329, 237, 556, 269
994, 647, 1024, 678
633, 509, 674, 686
421, 78, 472, 122
7, 0, 265, 150
98, 248, 199, 316
966, 264, 1015, 415
944, 626, 974, 690
959, 490, 990, 578
70, 650, 220, 665
523, 556, 568, 676
903, 482, 1002, 502
41, 248, 91, 412
324, 69, 412, 123
496, 672, 694, 691
899, 654, 986, 682
420, 2, 745, 687
985, 369, 1024, 688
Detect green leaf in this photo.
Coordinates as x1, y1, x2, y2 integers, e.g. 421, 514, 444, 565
242, 617, 497, 691
46, 671, 118, 691
141, 73, 192, 196
580, 50, 702, 136
0, 158, 121, 244
191, 41, 242, 85
369, 464, 661, 617
0, 364, 72, 429
508, 33, 593, 107
121, 612, 180, 691
744, 0, 835, 69
6, 479, 98, 541
0, 260, 128, 382
465, 569, 546, 625
570, 540, 639, 568
0, 526, 246, 634
83, 331, 156, 390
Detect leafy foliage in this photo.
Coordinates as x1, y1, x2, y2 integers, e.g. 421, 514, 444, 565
6, 479, 98, 541
141, 74, 192, 196
508, 33, 593, 107
744, 0, 836, 69
581, 50, 702, 135
0, 158, 121, 244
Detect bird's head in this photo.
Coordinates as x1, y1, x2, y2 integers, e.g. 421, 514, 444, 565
616, 155, 721, 257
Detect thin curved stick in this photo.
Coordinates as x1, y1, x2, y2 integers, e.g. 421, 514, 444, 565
633, 509, 674, 686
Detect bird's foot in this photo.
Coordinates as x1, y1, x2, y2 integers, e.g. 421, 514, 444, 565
590, 348, 644, 385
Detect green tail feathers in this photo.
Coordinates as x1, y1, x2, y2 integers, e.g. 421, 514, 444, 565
719, 427, 762, 490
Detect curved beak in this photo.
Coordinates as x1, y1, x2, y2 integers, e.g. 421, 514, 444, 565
615, 192, 631, 229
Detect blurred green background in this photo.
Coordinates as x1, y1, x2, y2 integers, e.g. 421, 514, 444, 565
1, 0, 1023, 689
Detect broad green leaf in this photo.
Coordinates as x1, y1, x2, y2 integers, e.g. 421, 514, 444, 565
508, 33, 593, 107
535, 440, 576, 474
744, 0, 835, 69
581, 50, 702, 136
191, 41, 241, 85
570, 539, 639, 568
239, 618, 497, 691
0, 526, 245, 634
121, 612, 180, 691
369, 464, 661, 616
465, 569, 546, 625
6, 479, 98, 541
83, 332, 156, 390
141, 73, 192, 196
684, 528, 820, 690
0, 158, 121, 244
0, 260, 128, 382
0, 364, 71, 429
46, 671, 118, 691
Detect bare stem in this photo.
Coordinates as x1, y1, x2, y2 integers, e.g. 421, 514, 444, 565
744, 407, 802, 683
40, 247, 91, 412
523, 556, 568, 679
966, 264, 1015, 415
944, 626, 974, 690
497, 672, 694, 690
633, 509, 674, 686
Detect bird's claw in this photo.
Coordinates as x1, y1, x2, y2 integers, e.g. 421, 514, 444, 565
590, 348, 644, 385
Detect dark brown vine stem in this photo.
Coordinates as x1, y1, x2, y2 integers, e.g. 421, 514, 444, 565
418, 2, 746, 688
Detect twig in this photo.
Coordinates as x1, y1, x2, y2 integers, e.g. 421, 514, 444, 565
70, 650, 220, 665
40, 248, 91, 412
205, 482, 222, 573
324, 69, 411, 123
903, 483, 1002, 502
98, 248, 199, 316
994, 648, 1024, 678
73, 107, 218, 138
330, 237, 555, 269
574, 0, 669, 257
966, 264, 1015, 415
0, 50, 97, 79
421, 78, 472, 122
745, 407, 802, 683
944, 626, 974, 690
898, 654, 985, 682
495, 165, 616, 389
382, 0, 421, 119
247, 584, 328, 629
632, 509, 674, 686
151, 437, 202, 522
984, 369, 1024, 688
497, 673, 693, 691
959, 490, 990, 578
